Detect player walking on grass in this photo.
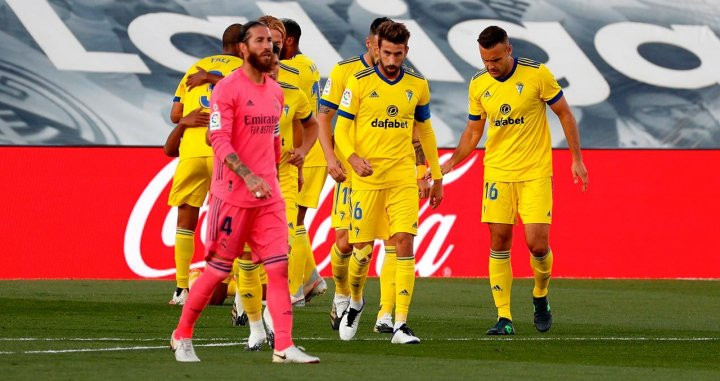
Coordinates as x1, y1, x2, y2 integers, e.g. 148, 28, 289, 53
239, 49, 320, 352
165, 23, 243, 306
318, 17, 430, 335
170, 21, 318, 364
441, 26, 588, 335
278, 18, 328, 306
333, 21, 443, 344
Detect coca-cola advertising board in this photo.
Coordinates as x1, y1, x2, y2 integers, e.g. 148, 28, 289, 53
1, 147, 719, 279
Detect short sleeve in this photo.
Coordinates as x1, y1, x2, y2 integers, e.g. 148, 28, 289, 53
294, 90, 313, 123
319, 63, 345, 110
467, 79, 486, 121
336, 75, 360, 121
539, 64, 563, 105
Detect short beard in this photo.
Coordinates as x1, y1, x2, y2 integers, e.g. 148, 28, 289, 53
248, 51, 273, 73
380, 61, 400, 76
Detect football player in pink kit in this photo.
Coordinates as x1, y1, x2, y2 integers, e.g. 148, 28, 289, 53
170, 21, 319, 364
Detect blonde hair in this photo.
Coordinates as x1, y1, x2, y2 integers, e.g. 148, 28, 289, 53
257, 15, 286, 40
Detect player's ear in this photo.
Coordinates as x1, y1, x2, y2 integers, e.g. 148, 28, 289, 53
404, 44, 409, 55
507, 43, 513, 56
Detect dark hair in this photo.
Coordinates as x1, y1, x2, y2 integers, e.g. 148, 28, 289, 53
222, 23, 243, 46
376, 21, 410, 46
282, 18, 301, 41
477, 26, 508, 49
272, 43, 280, 56
369, 17, 393, 36
239, 21, 267, 44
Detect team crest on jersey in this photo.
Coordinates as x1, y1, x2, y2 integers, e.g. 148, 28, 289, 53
516, 82, 524, 95
209, 111, 221, 131
322, 78, 332, 96
354, 226, 360, 236
341, 89, 352, 107
340, 211, 346, 221
370, 90, 379, 98
283, 104, 290, 117
484, 90, 491, 98
405, 89, 413, 102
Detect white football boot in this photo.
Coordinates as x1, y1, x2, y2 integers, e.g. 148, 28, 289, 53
303, 276, 328, 303
230, 291, 247, 326
373, 313, 394, 333
272, 345, 320, 363
330, 294, 350, 330
170, 330, 200, 362
168, 288, 188, 305
246, 320, 266, 351
391, 323, 421, 344
339, 299, 364, 341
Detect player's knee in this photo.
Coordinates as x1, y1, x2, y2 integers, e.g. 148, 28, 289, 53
176, 204, 199, 230
393, 233, 414, 255
528, 244, 550, 258
336, 231, 352, 253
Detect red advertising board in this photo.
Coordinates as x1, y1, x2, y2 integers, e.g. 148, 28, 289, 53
1, 147, 719, 279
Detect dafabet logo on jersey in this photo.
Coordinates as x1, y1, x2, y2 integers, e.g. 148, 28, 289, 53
493, 103, 525, 127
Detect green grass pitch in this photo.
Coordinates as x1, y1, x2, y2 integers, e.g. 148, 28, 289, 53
1, 278, 719, 380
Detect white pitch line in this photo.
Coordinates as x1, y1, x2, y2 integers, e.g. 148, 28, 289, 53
0, 337, 718, 356
0, 342, 245, 355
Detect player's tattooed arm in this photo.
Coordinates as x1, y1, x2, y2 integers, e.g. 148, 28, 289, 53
225, 153, 272, 198
413, 138, 426, 166
225, 153, 251, 178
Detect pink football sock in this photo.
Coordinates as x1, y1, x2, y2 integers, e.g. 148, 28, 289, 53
264, 258, 294, 351
174, 263, 229, 339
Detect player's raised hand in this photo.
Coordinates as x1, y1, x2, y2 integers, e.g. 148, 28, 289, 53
327, 158, 347, 183
180, 108, 210, 128
186, 66, 209, 91
287, 148, 306, 168
572, 160, 588, 192
243, 173, 273, 199
429, 179, 443, 209
348, 154, 373, 177
417, 178, 431, 199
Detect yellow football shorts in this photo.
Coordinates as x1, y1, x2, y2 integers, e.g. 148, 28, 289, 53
168, 156, 213, 207
331, 179, 352, 230
348, 184, 419, 243
297, 166, 328, 209
481, 177, 553, 224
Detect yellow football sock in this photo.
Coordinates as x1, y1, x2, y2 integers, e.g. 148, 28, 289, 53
330, 243, 352, 296
289, 225, 309, 298
378, 246, 397, 319
531, 250, 554, 298
489, 249, 513, 320
302, 228, 320, 285
174, 228, 194, 289
237, 259, 263, 322
394, 255, 415, 324
348, 245, 372, 302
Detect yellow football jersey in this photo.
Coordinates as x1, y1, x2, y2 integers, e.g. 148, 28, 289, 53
319, 55, 372, 179
468, 57, 563, 181
278, 81, 313, 169
174, 54, 242, 159
278, 54, 325, 167
335, 67, 431, 190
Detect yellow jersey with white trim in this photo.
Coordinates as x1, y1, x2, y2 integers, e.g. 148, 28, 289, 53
279, 54, 325, 166
468, 57, 563, 181
336, 66, 431, 190
173, 54, 242, 159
